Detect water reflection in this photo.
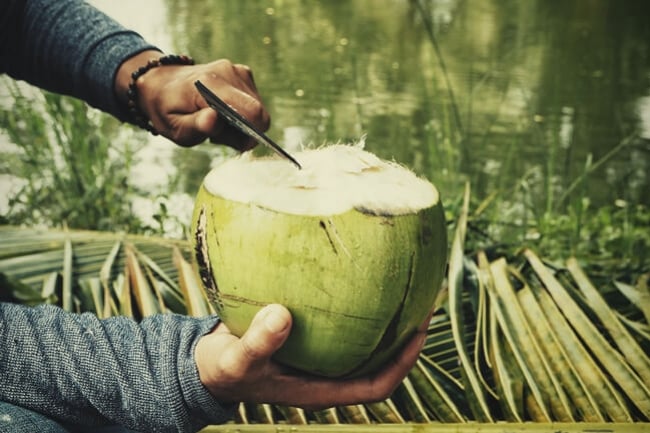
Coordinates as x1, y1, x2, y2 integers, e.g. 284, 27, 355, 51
101, 0, 650, 213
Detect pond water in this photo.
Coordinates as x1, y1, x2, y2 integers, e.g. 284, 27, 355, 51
91, 0, 650, 233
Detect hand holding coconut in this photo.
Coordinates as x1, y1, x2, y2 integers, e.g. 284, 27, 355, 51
195, 303, 431, 410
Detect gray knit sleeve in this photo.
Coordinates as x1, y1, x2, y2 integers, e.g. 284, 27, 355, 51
1, 0, 159, 121
0, 302, 236, 433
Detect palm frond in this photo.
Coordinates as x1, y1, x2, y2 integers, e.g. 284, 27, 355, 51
0, 225, 192, 317
0, 222, 647, 427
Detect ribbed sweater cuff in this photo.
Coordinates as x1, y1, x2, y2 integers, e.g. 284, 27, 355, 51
174, 316, 238, 431
82, 31, 159, 122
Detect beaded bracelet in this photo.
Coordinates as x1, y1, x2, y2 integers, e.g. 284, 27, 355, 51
126, 54, 195, 134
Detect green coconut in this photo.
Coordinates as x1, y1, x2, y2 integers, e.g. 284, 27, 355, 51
191, 144, 447, 378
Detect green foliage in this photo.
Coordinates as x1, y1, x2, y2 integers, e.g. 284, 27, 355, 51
449, 192, 650, 283
0, 80, 145, 232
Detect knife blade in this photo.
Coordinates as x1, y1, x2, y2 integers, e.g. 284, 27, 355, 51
195, 80, 302, 169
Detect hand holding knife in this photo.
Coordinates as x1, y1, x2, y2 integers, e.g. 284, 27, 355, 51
195, 80, 302, 169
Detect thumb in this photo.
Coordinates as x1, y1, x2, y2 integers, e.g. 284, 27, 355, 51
172, 107, 222, 147
194, 107, 220, 134
237, 304, 292, 364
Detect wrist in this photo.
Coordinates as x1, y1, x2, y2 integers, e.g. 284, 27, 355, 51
115, 51, 194, 133
115, 50, 163, 107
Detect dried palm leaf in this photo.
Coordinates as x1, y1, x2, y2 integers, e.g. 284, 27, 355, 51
311, 407, 341, 424
0, 225, 191, 318
527, 268, 632, 421
41, 271, 59, 302
422, 314, 462, 379
173, 246, 211, 317
394, 376, 431, 422
488, 258, 572, 421
234, 403, 249, 424
99, 241, 121, 318
364, 399, 404, 423
126, 244, 160, 317
338, 405, 371, 424
567, 258, 650, 385
525, 249, 650, 419
1, 223, 647, 425
447, 184, 494, 422
470, 255, 496, 402
516, 284, 603, 421
488, 302, 524, 422
246, 403, 275, 424
118, 265, 133, 317
276, 406, 307, 424
617, 313, 650, 345
612, 280, 650, 324
77, 277, 103, 315
408, 359, 465, 422
62, 237, 73, 311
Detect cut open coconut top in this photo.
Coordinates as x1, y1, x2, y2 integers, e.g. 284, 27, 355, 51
203, 144, 439, 216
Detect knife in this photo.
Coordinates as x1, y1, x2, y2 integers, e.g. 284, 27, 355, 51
195, 80, 302, 169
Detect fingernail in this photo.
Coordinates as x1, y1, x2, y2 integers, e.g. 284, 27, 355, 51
264, 305, 289, 333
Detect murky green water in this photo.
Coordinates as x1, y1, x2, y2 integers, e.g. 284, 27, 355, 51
109, 0, 650, 211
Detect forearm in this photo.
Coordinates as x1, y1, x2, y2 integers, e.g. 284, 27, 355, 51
0, 303, 235, 433
2, 0, 158, 120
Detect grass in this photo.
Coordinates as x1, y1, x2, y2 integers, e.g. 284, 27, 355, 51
0, 79, 147, 232
436, 135, 650, 284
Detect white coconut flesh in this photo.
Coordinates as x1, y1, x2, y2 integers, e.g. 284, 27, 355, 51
203, 144, 439, 216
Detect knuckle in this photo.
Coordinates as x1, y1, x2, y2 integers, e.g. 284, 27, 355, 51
213, 58, 234, 71
241, 340, 260, 360
202, 59, 235, 82
244, 98, 270, 130
234, 64, 254, 81
240, 331, 269, 361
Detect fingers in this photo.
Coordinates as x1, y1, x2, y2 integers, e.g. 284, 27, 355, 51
166, 107, 222, 148
137, 58, 270, 149
307, 325, 428, 410
210, 304, 291, 381
237, 304, 292, 362
196, 305, 431, 412
195, 304, 293, 403
194, 60, 270, 140
234, 64, 255, 86
369, 323, 428, 394
257, 314, 430, 411
340, 312, 432, 406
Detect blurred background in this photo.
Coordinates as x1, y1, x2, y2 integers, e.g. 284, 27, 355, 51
1, 0, 648, 271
